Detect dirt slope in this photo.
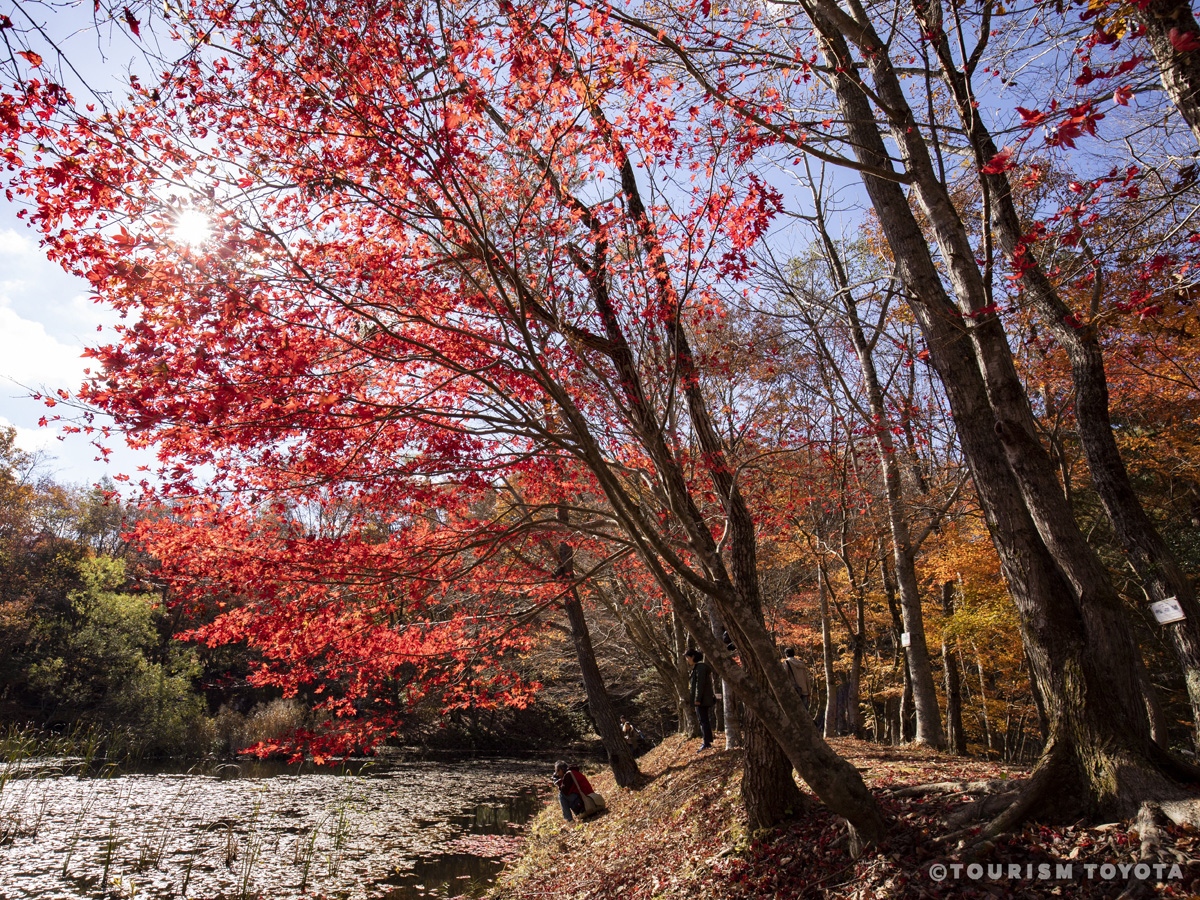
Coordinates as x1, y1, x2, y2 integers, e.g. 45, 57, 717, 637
491, 735, 1200, 899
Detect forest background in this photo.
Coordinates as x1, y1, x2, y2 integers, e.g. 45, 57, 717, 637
1, 0, 1200, 851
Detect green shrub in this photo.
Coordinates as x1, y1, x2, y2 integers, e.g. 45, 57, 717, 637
23, 556, 211, 755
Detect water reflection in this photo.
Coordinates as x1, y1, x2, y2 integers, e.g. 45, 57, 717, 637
377, 852, 505, 899
0, 758, 552, 900
450, 792, 543, 834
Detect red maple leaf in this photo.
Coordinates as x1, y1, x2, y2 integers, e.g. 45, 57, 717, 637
980, 147, 1016, 174
1169, 27, 1200, 52
1016, 107, 1047, 127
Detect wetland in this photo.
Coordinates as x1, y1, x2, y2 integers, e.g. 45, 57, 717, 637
0, 756, 551, 900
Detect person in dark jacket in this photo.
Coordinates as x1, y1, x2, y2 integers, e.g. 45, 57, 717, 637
686, 649, 716, 751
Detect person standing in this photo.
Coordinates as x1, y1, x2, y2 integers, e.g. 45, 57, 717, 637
782, 647, 814, 716
620, 716, 637, 753
686, 649, 716, 751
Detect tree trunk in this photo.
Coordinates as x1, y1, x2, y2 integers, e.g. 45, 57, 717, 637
717, 586, 819, 828
667, 589, 886, 844
1135, 647, 1170, 749
680, 694, 699, 737
974, 647, 995, 759
557, 508, 640, 787
941, 581, 967, 755
738, 645, 807, 828
892, 552, 943, 747
741, 708, 807, 828
563, 132, 888, 843
673, 611, 700, 736
885, 562, 915, 743
562, 589, 641, 786
1025, 650, 1049, 747
819, 560, 838, 738
721, 680, 740, 746
594, 582, 695, 739
869, 685, 882, 743
1135, 0, 1200, 147
849, 596, 865, 738
900, 657, 915, 744
815, 215, 944, 748
886, 694, 901, 746
809, 17, 1185, 820
914, 0, 1200, 750
709, 604, 741, 748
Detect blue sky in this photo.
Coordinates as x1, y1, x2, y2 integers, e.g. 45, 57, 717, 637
0, 7, 155, 486
0, 203, 157, 484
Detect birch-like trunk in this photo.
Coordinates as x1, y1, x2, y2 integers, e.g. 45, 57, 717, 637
819, 562, 838, 738
813, 209, 945, 748
941, 582, 967, 755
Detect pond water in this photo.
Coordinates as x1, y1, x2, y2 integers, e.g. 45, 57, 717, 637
0, 757, 553, 900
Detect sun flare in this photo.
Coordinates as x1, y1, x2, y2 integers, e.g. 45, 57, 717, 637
173, 209, 211, 246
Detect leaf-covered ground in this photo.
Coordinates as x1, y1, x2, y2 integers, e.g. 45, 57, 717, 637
490, 735, 1200, 899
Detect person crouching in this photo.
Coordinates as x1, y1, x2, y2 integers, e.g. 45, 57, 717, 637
553, 760, 587, 822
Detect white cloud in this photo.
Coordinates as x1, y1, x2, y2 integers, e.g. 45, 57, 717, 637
0, 224, 114, 341
0, 216, 156, 484
0, 414, 61, 452
64, 291, 122, 332
0, 306, 89, 391
0, 227, 36, 257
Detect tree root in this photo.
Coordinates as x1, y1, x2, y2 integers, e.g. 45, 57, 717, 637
1157, 798, 1200, 827
943, 789, 1023, 832
939, 749, 1063, 850
895, 778, 1027, 840
845, 822, 866, 859
1137, 797, 1200, 849
1112, 800, 1199, 900
1148, 742, 1200, 784
1135, 801, 1173, 863
928, 737, 1200, 863
891, 779, 1016, 798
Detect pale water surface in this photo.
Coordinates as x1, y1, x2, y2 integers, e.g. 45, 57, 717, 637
0, 757, 551, 900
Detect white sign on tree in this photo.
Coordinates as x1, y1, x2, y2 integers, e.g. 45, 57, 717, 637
1150, 598, 1185, 625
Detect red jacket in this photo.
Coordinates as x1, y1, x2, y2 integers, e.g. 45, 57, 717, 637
557, 767, 593, 796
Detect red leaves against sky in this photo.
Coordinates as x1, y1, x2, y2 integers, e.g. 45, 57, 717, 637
1014, 101, 1105, 149
0, 0, 798, 754
122, 8, 141, 39
1, 0, 1196, 756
